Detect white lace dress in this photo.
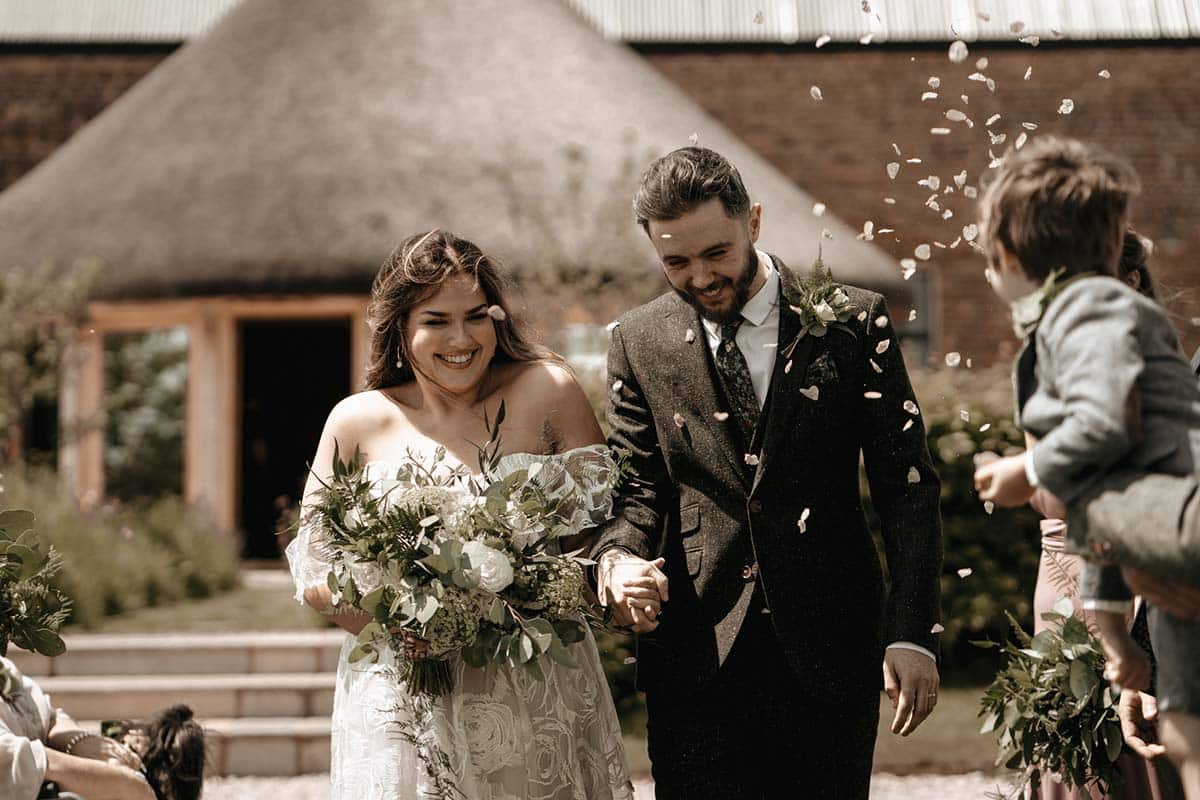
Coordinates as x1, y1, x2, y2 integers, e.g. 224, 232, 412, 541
286, 445, 634, 800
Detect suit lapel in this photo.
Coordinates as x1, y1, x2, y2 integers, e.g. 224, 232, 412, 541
751, 256, 820, 493
665, 297, 753, 485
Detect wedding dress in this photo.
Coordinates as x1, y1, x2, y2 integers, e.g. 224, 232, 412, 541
286, 444, 634, 800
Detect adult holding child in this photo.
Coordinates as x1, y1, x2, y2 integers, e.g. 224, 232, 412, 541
286, 230, 634, 800
974, 137, 1200, 797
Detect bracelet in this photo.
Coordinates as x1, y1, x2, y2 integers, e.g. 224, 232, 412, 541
63, 731, 100, 754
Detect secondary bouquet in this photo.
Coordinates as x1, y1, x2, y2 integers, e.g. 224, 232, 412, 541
301, 403, 622, 696
977, 598, 1125, 800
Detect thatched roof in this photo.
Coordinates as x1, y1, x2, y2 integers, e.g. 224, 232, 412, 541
0, 0, 903, 299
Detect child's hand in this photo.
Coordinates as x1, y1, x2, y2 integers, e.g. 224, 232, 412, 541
973, 454, 1035, 507
1096, 613, 1152, 691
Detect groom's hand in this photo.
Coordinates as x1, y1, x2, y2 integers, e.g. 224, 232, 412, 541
883, 648, 940, 736
599, 551, 668, 633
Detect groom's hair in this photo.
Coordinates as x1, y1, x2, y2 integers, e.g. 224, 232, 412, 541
979, 136, 1139, 282
633, 147, 751, 230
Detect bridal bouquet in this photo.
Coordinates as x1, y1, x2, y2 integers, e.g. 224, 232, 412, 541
976, 598, 1124, 799
301, 403, 622, 696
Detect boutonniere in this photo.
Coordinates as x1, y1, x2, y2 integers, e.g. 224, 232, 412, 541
1010, 268, 1093, 339
782, 252, 856, 358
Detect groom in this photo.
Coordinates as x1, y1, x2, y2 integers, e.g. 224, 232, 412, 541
593, 147, 944, 798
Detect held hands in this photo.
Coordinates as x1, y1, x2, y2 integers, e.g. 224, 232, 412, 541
882, 648, 940, 737
973, 453, 1035, 507
1119, 688, 1166, 759
599, 551, 669, 634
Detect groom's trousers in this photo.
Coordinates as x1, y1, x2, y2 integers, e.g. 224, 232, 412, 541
644, 590, 879, 800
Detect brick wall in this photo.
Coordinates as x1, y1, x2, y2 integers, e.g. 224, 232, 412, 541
638, 41, 1200, 367
0, 47, 169, 192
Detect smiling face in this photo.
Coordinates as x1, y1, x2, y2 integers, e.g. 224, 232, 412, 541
404, 273, 498, 398
647, 198, 766, 324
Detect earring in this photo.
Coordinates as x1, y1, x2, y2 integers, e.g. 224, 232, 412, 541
395, 342, 404, 369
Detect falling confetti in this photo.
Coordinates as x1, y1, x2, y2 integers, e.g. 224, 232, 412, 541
821, 228, 834, 240
900, 258, 917, 280
915, 244, 932, 260
688, 132, 700, 145
612, 380, 624, 392
864, 391, 883, 399
810, 85, 824, 101
918, 175, 940, 190
902, 419, 915, 431
799, 385, 819, 401
931, 623, 946, 634
976, 57, 989, 70
1010, 20, 1025, 33
875, 340, 891, 354
908, 309, 918, 322
623, 656, 638, 665
797, 507, 811, 532
987, 77, 996, 92
988, 131, 1007, 145
928, 77, 941, 89
945, 109, 968, 124
1015, 132, 1028, 149
950, 237, 962, 248
1098, 69, 1111, 79
858, 220, 875, 241
892, 142, 902, 155
966, 358, 974, 368
963, 186, 978, 199
968, 72, 987, 82
1024, 66, 1033, 80
487, 305, 508, 321
948, 40, 969, 63
946, 352, 962, 367
961, 93, 970, 104
884, 197, 896, 204
986, 113, 1001, 126
906, 157, 923, 164
875, 315, 888, 328
685, 328, 696, 343
812, 202, 826, 217
1058, 98, 1075, 114
816, 33, 831, 47
1020, 35, 1040, 46
957, 567, 973, 578
785, 360, 794, 374
962, 223, 978, 242
673, 412, 685, 428
907, 467, 921, 483
954, 170, 968, 188
859, 32, 875, 45
903, 400, 919, 415
713, 411, 730, 421
1022, 122, 1038, 130
959, 409, 970, 421
870, 359, 883, 373
886, 162, 900, 179
753, 10, 765, 24
980, 423, 991, 432
857, 310, 869, 322
921, 91, 939, 101
984, 501, 995, 515
744, 453, 760, 466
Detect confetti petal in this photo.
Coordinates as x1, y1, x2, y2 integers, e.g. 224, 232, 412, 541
810, 85, 824, 101
963, 186, 978, 199
785, 359, 794, 374
945, 109, 967, 123
797, 507, 811, 533
858, 220, 875, 241
1020, 35, 1040, 46
886, 162, 900, 180
688, 132, 699, 145
857, 310, 869, 322
870, 359, 883, 373
799, 385, 819, 401
1022, 122, 1038, 130
875, 340, 891, 355
984, 501, 995, 515
486, 305, 507, 321
1058, 98, 1075, 114
816, 33, 831, 47
980, 423, 991, 432
903, 400, 919, 415
1098, 69, 1111, 79
673, 412, 685, 428
985, 113, 1001, 126
959, 409, 970, 421
957, 567, 973, 578
931, 623, 946, 634
954, 170, 968, 187
1015, 132, 1028, 150
1024, 66, 1033, 80
908, 309, 918, 321
812, 202, 826, 217
685, 328, 696, 343
928, 77, 941, 89
921, 91, 939, 102
907, 467, 921, 483
945, 352, 962, 367
864, 391, 883, 399
875, 315, 889, 328
713, 411, 730, 421
930, 127, 952, 135
948, 40, 969, 63
915, 244, 932, 260
962, 223, 978, 242
976, 57, 989, 70
744, 453, 760, 466
612, 379, 624, 392
902, 419, 914, 432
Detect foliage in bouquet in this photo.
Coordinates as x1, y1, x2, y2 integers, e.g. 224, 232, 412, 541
0, 504, 71, 658
977, 598, 1124, 799
303, 402, 624, 695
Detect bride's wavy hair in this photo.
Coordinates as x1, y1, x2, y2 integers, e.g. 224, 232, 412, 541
364, 229, 558, 390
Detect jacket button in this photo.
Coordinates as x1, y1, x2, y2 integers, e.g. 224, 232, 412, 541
742, 563, 758, 580
749, 500, 762, 513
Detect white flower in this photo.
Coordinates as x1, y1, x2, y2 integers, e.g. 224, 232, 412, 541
462, 540, 514, 593
813, 300, 837, 324
831, 288, 850, 306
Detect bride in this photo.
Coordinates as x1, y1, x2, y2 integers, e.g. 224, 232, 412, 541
286, 229, 635, 799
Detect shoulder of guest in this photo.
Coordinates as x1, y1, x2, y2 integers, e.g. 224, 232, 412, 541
1039, 274, 1136, 333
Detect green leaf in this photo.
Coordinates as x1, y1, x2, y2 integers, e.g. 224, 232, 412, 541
545, 641, 578, 668
1069, 658, 1098, 701
1051, 596, 1075, 618
979, 710, 1001, 734
524, 656, 545, 682
25, 628, 65, 658
1103, 721, 1123, 763
516, 632, 535, 664
524, 618, 555, 654
359, 587, 385, 615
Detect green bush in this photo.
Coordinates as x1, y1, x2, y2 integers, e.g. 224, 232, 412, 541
1, 467, 240, 628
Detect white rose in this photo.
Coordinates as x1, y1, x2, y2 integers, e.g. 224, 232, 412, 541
813, 300, 837, 323
831, 288, 850, 306
462, 540, 515, 593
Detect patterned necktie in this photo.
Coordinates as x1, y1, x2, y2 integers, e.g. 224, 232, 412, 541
714, 319, 760, 449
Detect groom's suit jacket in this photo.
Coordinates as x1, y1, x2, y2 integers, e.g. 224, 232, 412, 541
593, 255, 943, 697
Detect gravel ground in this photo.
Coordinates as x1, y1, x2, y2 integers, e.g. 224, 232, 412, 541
203, 771, 1005, 799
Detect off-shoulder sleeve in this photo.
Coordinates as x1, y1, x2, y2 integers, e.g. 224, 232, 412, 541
284, 520, 337, 603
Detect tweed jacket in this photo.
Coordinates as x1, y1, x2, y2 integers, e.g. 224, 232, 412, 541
592, 255, 943, 696
1016, 276, 1200, 506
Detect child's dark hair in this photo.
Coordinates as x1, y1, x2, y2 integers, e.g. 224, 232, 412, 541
1118, 227, 1157, 302
140, 705, 205, 800
980, 136, 1140, 282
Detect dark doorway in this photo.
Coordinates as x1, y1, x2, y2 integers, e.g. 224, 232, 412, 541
239, 319, 351, 559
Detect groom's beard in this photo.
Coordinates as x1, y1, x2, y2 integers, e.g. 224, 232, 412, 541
674, 244, 758, 325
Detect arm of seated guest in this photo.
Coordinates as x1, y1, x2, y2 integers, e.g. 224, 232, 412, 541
44, 748, 155, 800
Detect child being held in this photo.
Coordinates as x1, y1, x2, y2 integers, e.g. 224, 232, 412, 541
971, 136, 1200, 796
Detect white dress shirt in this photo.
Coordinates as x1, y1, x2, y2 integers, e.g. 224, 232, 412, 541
697, 250, 937, 664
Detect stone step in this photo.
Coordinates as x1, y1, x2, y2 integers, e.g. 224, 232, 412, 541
82, 716, 332, 777
10, 630, 346, 677
38, 673, 335, 721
